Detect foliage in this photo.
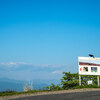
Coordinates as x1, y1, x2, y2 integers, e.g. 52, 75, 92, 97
81, 75, 97, 86
73, 84, 100, 89
0, 72, 99, 96
49, 83, 61, 90
44, 83, 61, 90
61, 72, 98, 89
61, 72, 79, 89
0, 90, 48, 96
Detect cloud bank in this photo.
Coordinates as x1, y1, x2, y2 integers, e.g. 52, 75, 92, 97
0, 62, 75, 80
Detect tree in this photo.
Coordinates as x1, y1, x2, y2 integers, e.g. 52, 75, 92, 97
81, 75, 97, 86
44, 72, 98, 91
44, 83, 61, 90
61, 72, 98, 89
49, 83, 61, 90
61, 72, 79, 89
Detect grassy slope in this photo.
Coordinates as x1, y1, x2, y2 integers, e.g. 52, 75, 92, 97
1, 85, 100, 96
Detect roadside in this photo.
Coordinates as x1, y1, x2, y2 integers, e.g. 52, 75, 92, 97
0, 88, 100, 100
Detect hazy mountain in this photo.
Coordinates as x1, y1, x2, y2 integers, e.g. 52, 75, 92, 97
0, 78, 60, 92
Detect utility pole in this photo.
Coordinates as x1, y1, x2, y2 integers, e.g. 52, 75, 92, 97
79, 75, 81, 86
97, 76, 99, 86
31, 81, 33, 90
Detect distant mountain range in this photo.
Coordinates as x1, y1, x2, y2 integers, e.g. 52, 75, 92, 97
0, 78, 60, 92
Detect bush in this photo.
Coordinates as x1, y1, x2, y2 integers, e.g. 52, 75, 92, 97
61, 72, 98, 89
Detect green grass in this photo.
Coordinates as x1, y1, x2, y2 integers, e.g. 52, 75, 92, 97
1, 85, 100, 96
73, 85, 100, 89
0, 90, 52, 96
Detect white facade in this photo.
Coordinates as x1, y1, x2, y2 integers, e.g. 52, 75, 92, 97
78, 57, 100, 75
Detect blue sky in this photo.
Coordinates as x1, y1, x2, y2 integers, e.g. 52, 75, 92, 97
0, 0, 100, 80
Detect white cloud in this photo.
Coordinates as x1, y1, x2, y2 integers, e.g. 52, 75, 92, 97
0, 62, 69, 73
0, 62, 74, 80
0, 62, 67, 68
52, 70, 62, 74
0, 62, 32, 67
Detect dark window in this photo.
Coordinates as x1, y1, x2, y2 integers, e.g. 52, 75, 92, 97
91, 67, 97, 72
83, 67, 88, 72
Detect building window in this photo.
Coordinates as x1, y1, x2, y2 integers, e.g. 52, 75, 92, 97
91, 67, 97, 72
83, 67, 88, 72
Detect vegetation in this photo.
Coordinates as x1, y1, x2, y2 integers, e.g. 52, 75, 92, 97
0, 90, 50, 96
44, 83, 61, 90
61, 72, 79, 89
45, 72, 99, 90
61, 72, 98, 89
0, 72, 100, 96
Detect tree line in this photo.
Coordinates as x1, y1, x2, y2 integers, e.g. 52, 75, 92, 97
44, 72, 99, 90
